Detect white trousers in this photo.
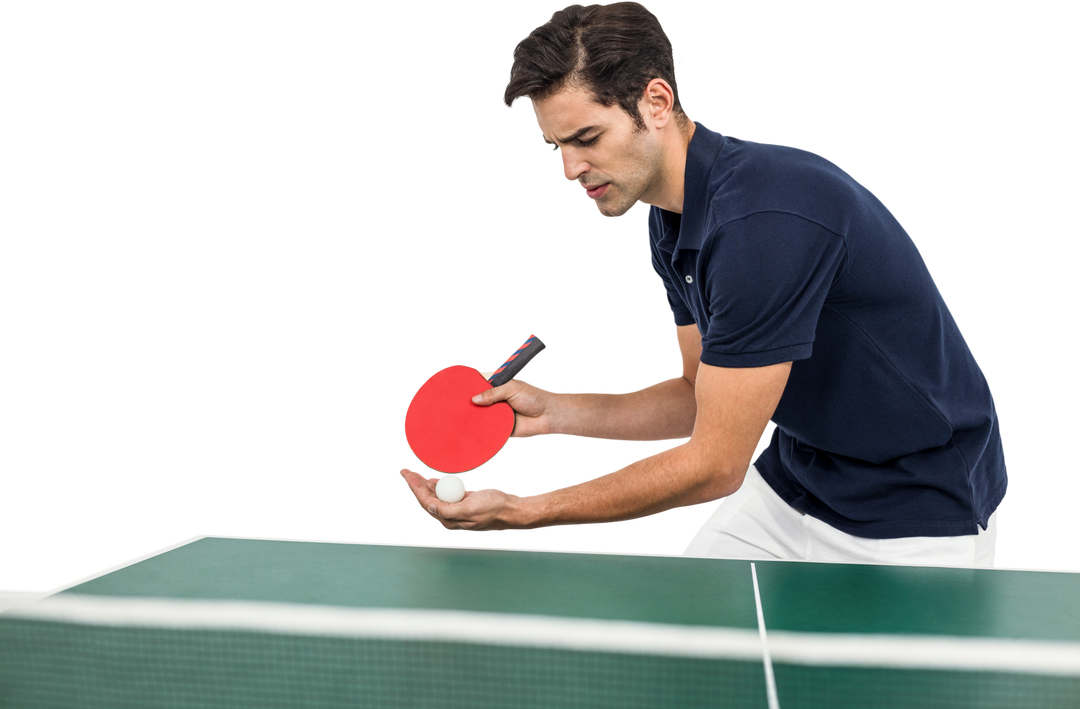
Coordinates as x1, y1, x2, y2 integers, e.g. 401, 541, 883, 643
684, 465, 997, 567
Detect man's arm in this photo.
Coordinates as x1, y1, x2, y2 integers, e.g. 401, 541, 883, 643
540, 322, 708, 443
401, 331, 792, 529
401, 326, 790, 531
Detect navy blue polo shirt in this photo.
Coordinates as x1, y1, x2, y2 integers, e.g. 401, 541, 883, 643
650, 123, 1006, 539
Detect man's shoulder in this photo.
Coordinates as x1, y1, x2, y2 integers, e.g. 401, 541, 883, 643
703, 136, 867, 229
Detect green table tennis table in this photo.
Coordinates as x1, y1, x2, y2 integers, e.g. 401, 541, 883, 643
2, 536, 1078, 708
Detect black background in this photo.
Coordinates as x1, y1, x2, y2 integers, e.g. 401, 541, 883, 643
6, 1, 1054, 587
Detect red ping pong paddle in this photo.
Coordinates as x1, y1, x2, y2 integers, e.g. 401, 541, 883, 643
405, 336, 546, 473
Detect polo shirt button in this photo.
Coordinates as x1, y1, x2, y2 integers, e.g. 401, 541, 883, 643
685, 275, 693, 284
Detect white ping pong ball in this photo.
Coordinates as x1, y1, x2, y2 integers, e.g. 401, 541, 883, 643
435, 475, 465, 503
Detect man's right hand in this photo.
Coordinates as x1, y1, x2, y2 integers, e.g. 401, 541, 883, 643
470, 380, 555, 437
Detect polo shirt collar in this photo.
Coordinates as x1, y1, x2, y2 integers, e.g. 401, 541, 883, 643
655, 123, 725, 258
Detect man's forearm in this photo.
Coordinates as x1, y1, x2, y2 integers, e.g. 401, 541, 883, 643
546, 377, 697, 440
506, 440, 743, 529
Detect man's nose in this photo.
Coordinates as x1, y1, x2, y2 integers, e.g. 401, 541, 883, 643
561, 149, 587, 185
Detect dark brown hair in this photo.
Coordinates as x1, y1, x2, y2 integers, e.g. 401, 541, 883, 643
504, 3, 684, 129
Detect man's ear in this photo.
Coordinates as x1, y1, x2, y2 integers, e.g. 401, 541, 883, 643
641, 78, 676, 128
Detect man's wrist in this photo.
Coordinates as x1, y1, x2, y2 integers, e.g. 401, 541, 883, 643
503, 493, 551, 529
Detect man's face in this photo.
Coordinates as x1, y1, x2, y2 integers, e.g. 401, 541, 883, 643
532, 86, 663, 217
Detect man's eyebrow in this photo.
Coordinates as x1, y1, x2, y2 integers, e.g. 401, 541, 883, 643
543, 126, 600, 145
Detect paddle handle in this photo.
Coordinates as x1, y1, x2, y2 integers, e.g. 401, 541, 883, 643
488, 332, 548, 386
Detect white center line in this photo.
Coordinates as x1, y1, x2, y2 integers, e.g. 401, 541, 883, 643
752, 562, 781, 709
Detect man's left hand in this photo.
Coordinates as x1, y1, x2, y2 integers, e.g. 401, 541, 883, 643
400, 469, 524, 530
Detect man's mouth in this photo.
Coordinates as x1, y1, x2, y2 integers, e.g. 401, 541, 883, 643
585, 183, 610, 199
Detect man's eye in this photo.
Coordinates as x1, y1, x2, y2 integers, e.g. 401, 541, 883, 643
549, 136, 598, 151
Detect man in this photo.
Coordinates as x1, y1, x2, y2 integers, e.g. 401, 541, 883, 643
401, 2, 1006, 567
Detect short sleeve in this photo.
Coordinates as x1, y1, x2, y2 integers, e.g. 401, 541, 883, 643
699, 211, 847, 367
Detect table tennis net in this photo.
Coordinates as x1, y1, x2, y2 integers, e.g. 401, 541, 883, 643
3, 603, 1079, 709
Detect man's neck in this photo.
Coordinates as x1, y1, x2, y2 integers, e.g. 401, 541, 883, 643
660, 117, 695, 212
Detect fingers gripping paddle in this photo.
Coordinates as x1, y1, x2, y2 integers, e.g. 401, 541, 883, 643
405, 336, 545, 473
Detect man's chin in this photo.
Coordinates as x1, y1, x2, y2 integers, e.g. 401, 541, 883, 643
591, 201, 639, 220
